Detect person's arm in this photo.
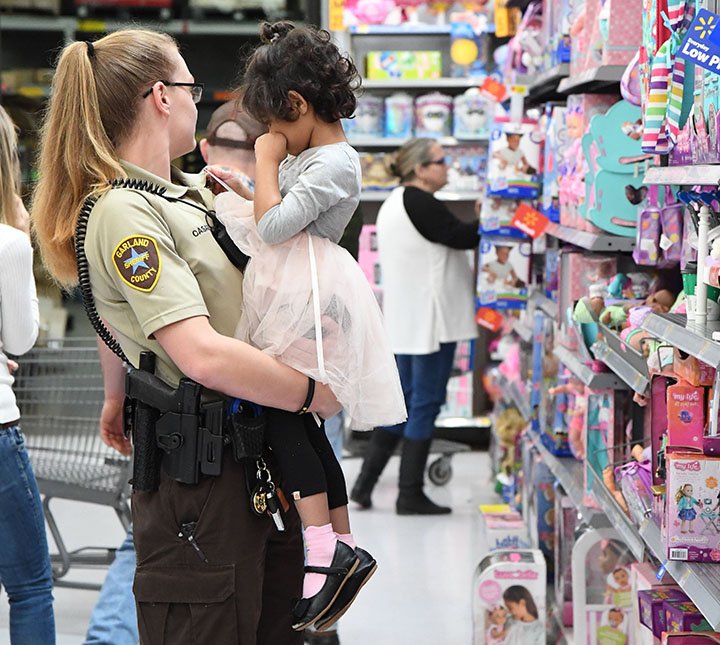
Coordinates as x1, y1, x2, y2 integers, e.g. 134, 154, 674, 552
0, 231, 39, 356
403, 188, 480, 250
96, 334, 132, 455
253, 132, 288, 224
153, 316, 340, 417
256, 149, 357, 245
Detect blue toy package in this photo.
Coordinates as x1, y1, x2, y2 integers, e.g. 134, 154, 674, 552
529, 311, 546, 433
453, 88, 492, 140
479, 197, 529, 238
449, 13, 489, 78
533, 461, 556, 575
384, 93, 414, 139
545, 249, 560, 301
542, 105, 567, 223
477, 236, 531, 309
446, 144, 488, 192
345, 94, 384, 138
487, 122, 542, 200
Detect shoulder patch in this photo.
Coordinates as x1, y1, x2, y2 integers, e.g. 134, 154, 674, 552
112, 235, 162, 292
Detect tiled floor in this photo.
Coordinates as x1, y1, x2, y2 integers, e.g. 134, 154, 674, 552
0, 449, 495, 645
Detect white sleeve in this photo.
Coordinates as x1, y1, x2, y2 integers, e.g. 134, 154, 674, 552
257, 155, 355, 245
0, 233, 39, 355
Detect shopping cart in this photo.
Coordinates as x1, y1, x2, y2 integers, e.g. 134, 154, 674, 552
12, 338, 132, 590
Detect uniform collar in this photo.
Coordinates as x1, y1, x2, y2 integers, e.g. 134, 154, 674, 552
120, 160, 210, 202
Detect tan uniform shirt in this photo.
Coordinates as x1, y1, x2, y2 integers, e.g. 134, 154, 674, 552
84, 161, 243, 385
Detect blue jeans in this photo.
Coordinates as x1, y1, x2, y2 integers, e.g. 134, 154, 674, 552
324, 412, 344, 463
0, 425, 55, 645
384, 343, 457, 442
84, 527, 137, 645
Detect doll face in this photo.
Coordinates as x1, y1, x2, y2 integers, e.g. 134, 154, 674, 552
646, 289, 674, 313
506, 133, 522, 150
612, 568, 629, 587
495, 246, 511, 263
684, 484, 694, 497
506, 599, 526, 619
608, 609, 624, 628
489, 606, 508, 625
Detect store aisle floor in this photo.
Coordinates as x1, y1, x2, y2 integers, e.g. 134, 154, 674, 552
0, 448, 494, 645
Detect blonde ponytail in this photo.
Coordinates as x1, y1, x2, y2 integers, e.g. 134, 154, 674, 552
32, 29, 177, 286
385, 137, 435, 183
0, 106, 21, 227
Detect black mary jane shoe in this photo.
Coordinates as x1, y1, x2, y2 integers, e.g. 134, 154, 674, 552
314, 547, 377, 632
292, 541, 359, 631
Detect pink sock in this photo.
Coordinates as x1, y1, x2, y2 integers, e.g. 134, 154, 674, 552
304, 523, 338, 598
336, 532, 356, 550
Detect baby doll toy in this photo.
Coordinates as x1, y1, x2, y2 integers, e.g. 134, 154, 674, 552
486, 605, 509, 644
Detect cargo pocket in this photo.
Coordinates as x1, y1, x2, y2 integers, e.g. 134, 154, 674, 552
134, 564, 237, 644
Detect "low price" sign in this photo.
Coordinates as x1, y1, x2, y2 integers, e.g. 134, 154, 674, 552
678, 9, 720, 74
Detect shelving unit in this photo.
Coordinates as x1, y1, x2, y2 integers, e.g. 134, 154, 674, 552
523, 63, 569, 106
511, 317, 534, 344
590, 325, 650, 395
642, 312, 720, 367
545, 222, 635, 253
644, 165, 720, 186
553, 344, 627, 390
361, 77, 485, 90
557, 64, 626, 94
348, 135, 488, 148
359, 189, 482, 202
532, 293, 558, 319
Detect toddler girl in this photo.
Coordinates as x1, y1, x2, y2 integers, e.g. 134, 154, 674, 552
209, 21, 406, 632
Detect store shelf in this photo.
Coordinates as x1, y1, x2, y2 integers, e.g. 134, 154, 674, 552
534, 293, 558, 319
496, 373, 531, 420
545, 222, 635, 253
362, 78, 485, 90
553, 345, 627, 390
435, 415, 491, 430
588, 463, 720, 629
590, 325, 650, 395
0, 15, 76, 32
359, 189, 482, 202
642, 312, 720, 368
644, 165, 720, 186
349, 135, 488, 148
524, 63, 569, 105
557, 65, 625, 95
511, 318, 534, 344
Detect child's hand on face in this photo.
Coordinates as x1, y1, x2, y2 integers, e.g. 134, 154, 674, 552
255, 132, 288, 164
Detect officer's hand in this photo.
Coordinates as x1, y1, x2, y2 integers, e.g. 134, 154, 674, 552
100, 397, 132, 456
204, 166, 254, 201
311, 382, 342, 420
255, 133, 288, 164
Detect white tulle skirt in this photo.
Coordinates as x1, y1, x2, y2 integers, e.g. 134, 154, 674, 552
215, 192, 407, 430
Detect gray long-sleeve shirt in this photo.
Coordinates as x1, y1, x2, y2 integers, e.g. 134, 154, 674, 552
257, 142, 362, 245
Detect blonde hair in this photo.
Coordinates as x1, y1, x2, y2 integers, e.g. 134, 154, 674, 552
386, 137, 435, 183
676, 484, 692, 503
32, 29, 178, 286
0, 106, 21, 227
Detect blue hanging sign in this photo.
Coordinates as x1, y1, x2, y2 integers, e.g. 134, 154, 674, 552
678, 9, 720, 74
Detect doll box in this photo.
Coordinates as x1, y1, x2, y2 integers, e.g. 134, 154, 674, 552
666, 382, 705, 450
366, 51, 442, 80
665, 453, 720, 562
486, 121, 541, 200
477, 236, 531, 310
662, 635, 720, 644
472, 549, 547, 645
664, 600, 712, 635
673, 350, 717, 388
637, 588, 688, 635
480, 507, 531, 551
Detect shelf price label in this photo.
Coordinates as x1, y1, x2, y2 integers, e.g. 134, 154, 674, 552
476, 307, 504, 332
511, 203, 549, 238
479, 76, 508, 102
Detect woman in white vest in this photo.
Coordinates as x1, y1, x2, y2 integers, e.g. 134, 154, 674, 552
351, 138, 479, 515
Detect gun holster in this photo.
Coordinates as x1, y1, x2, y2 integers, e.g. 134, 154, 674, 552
124, 351, 226, 492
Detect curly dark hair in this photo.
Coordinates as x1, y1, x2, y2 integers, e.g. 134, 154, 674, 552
240, 21, 360, 125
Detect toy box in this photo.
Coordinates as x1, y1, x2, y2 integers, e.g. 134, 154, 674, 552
414, 92, 452, 139
480, 506, 531, 551
638, 587, 689, 636
542, 104, 568, 223
673, 350, 716, 388
480, 197, 525, 238
384, 93, 414, 139
366, 51, 442, 80
472, 549, 547, 645
477, 236, 531, 309
344, 94, 384, 138
358, 225, 380, 287
450, 12, 490, 78
486, 121, 541, 200
453, 88, 492, 140
601, 0, 643, 67
664, 601, 712, 634
573, 527, 638, 644
555, 488, 576, 627
666, 382, 705, 450
665, 452, 720, 562
445, 145, 488, 193
632, 565, 677, 645
545, 248, 560, 301
662, 635, 720, 644
358, 153, 397, 192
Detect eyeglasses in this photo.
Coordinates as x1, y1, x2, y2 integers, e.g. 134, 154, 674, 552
142, 81, 204, 104
423, 157, 447, 167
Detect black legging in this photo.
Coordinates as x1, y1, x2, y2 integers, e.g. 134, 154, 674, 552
265, 409, 349, 510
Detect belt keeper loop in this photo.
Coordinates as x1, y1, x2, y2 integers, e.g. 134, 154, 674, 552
295, 377, 315, 415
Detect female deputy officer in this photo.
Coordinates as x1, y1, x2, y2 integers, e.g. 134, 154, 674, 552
32, 29, 340, 644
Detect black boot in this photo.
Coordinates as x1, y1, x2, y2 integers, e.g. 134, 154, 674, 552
396, 439, 451, 515
350, 428, 401, 509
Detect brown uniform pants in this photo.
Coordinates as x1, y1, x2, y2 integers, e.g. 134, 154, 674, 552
131, 449, 304, 644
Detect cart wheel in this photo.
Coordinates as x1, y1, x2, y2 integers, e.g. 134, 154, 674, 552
428, 456, 452, 486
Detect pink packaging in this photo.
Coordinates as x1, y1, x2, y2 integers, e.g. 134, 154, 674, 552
665, 452, 720, 562
666, 382, 705, 450
481, 509, 531, 551
602, 0, 643, 66
664, 600, 712, 634
637, 587, 688, 635
358, 225, 380, 287
648, 375, 671, 485
634, 185, 662, 266
660, 188, 683, 265
663, 635, 720, 644
558, 251, 617, 321
570, 0, 602, 76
